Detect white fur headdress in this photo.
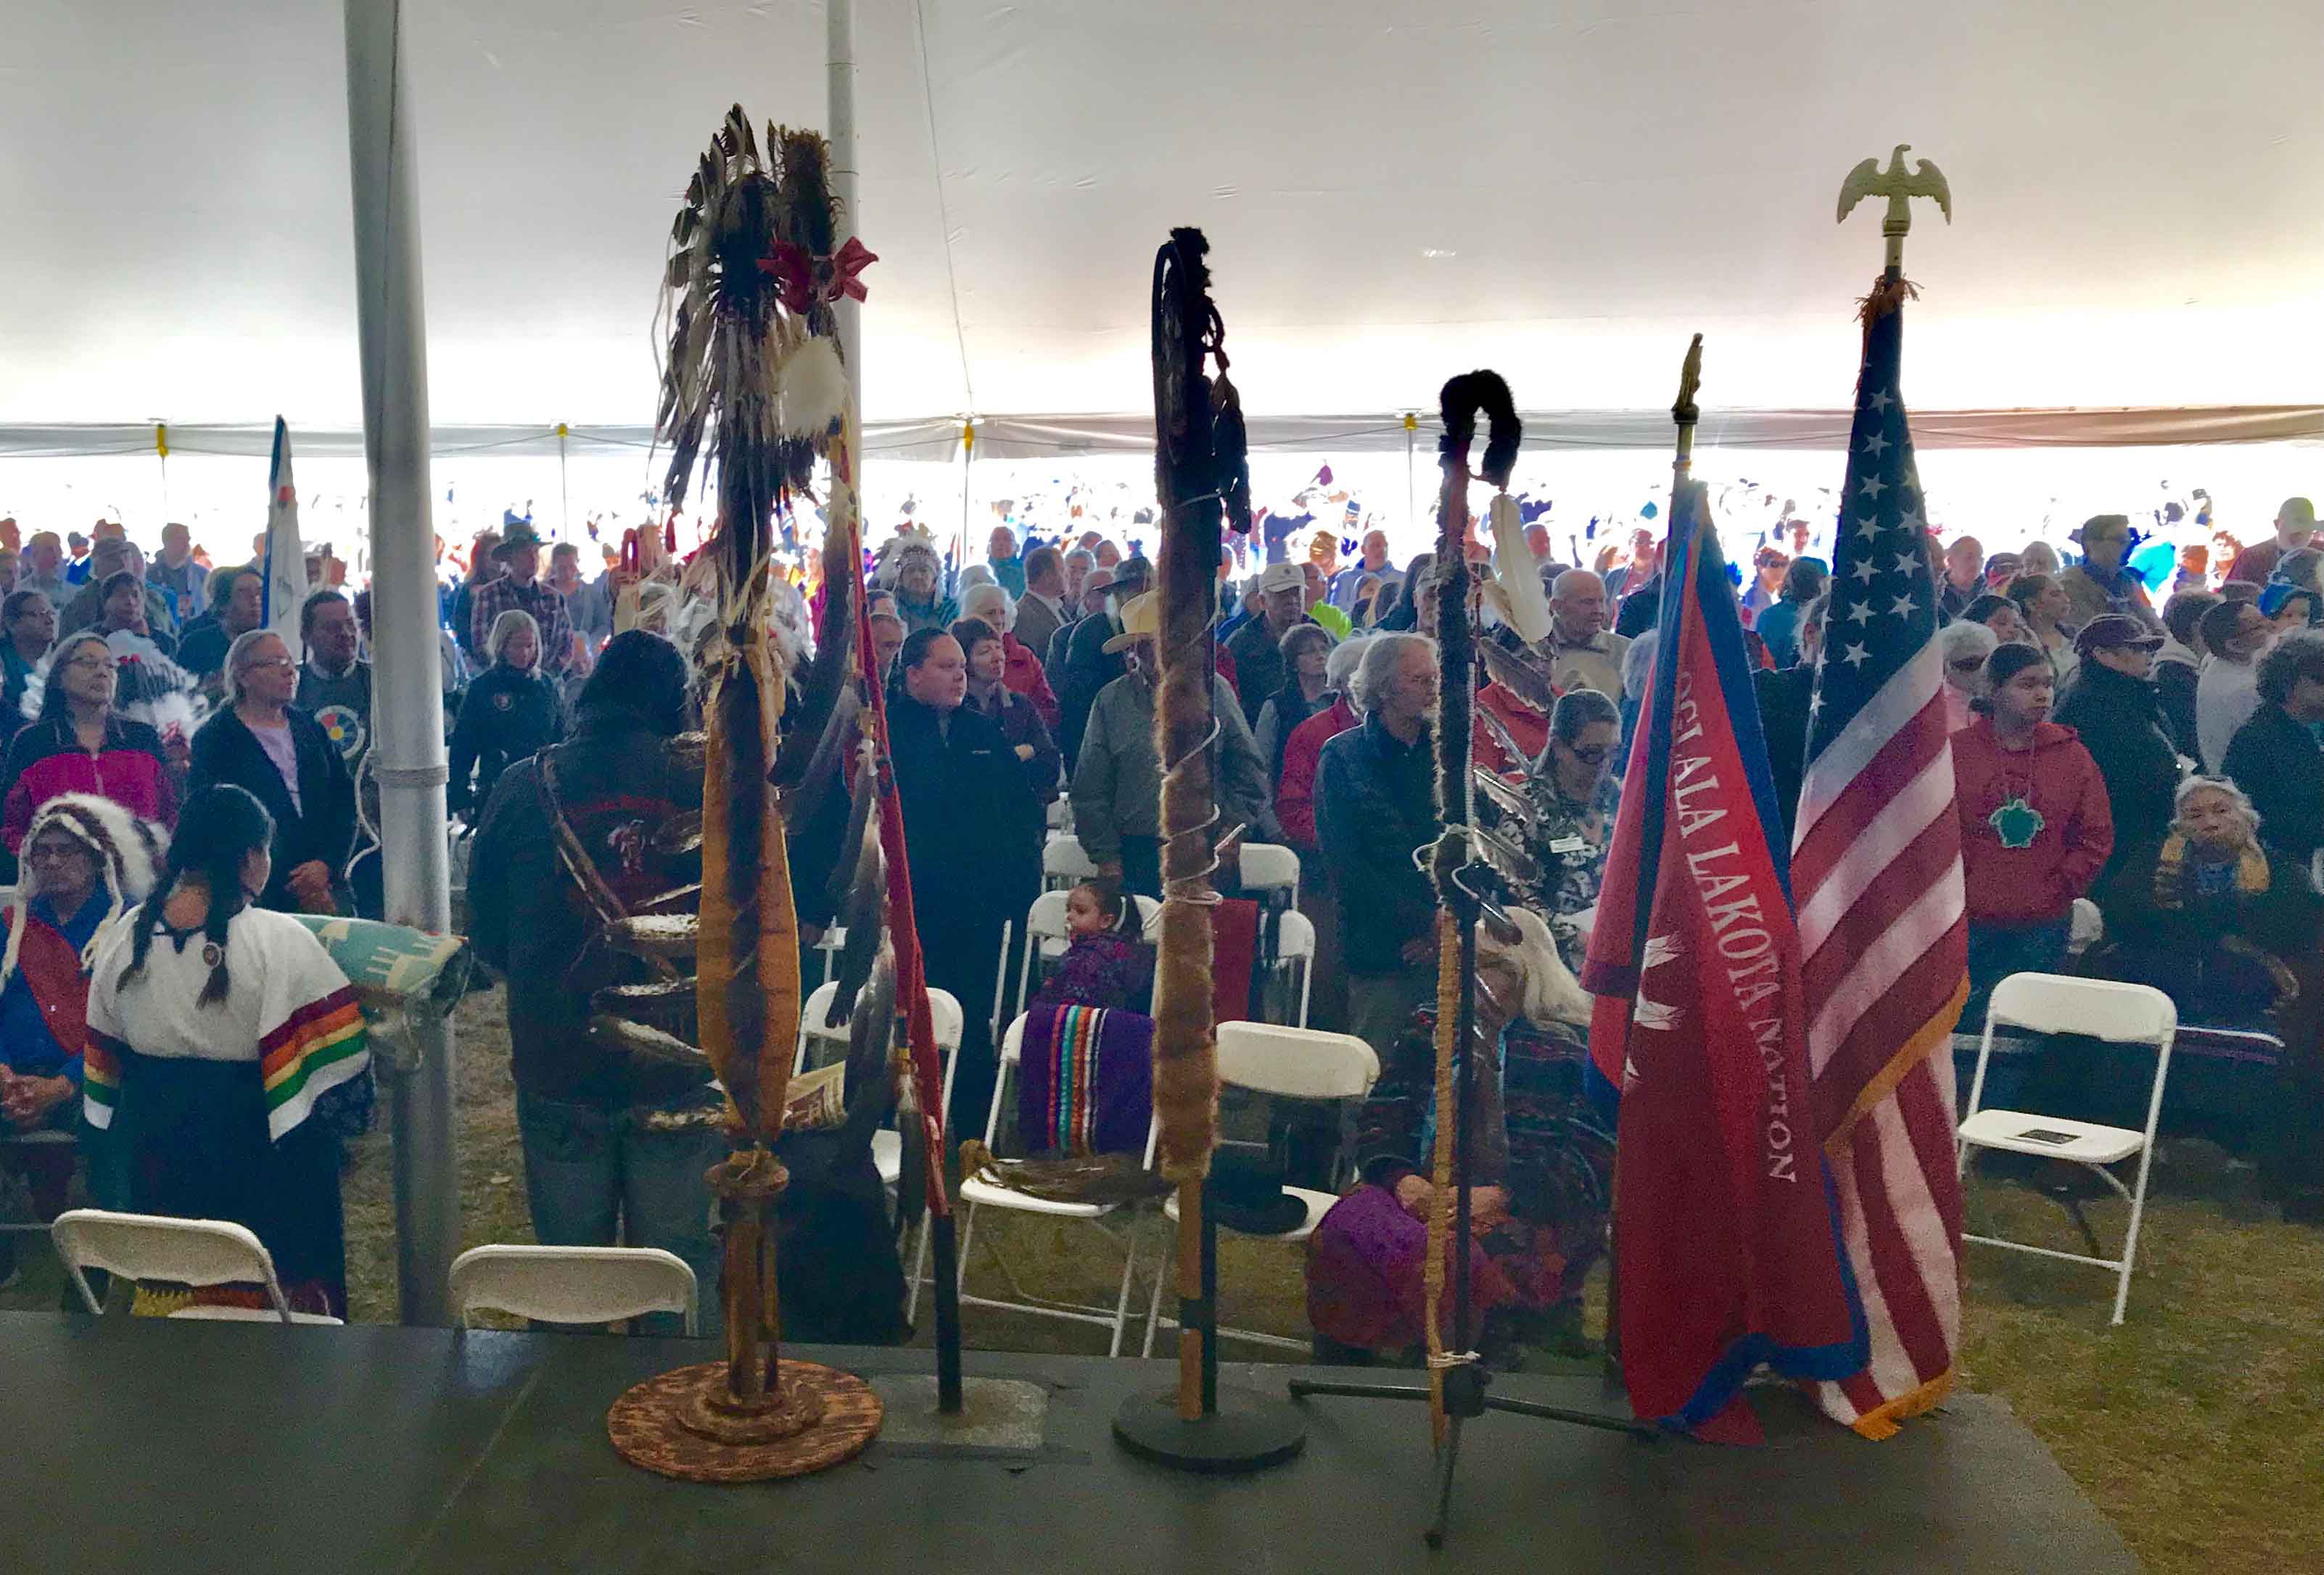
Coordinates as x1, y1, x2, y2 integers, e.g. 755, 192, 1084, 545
0, 793, 170, 988
1478, 904, 1591, 1028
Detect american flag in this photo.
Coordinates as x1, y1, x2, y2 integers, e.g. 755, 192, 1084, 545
1791, 284, 1969, 1439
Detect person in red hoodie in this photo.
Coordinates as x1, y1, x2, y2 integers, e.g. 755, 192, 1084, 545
1952, 641, 2114, 1018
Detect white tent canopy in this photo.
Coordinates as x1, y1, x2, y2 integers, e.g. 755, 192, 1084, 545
6, 0, 2321, 436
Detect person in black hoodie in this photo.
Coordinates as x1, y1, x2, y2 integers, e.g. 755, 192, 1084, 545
467, 631, 726, 1336
886, 628, 1041, 1136
2153, 589, 2219, 758
187, 630, 355, 914
2053, 614, 2177, 890
448, 608, 567, 819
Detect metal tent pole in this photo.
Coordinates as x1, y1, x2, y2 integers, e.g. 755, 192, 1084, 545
341, 0, 459, 1326
829, 0, 862, 414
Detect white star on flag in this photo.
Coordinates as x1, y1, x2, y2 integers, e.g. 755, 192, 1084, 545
1854, 516, 1882, 543
1861, 431, 1890, 458
1889, 552, 1921, 576
1897, 505, 1926, 534
1859, 475, 1887, 500
1842, 642, 1871, 668
1847, 601, 1874, 624
1866, 389, 1892, 413
1850, 558, 1879, 584
1887, 592, 1919, 617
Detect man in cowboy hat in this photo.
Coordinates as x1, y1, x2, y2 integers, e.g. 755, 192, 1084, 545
470, 524, 577, 679
1070, 591, 1268, 898
1052, 554, 1153, 768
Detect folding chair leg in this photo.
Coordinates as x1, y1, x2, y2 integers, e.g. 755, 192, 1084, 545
1142, 1228, 1171, 1358
906, 1215, 931, 1325
1108, 1218, 1145, 1358
2112, 1157, 2159, 1327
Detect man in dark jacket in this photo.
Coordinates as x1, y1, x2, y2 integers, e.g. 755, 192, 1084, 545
2154, 589, 2218, 759
1223, 561, 1312, 727
467, 632, 722, 1337
1051, 555, 1150, 769
889, 628, 1042, 1134
1315, 632, 1443, 1059
1752, 594, 1826, 846
2053, 615, 2177, 889
2222, 629, 2324, 867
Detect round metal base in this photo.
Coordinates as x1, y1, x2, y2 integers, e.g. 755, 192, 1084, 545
608, 1360, 882, 1483
1111, 1386, 1308, 1475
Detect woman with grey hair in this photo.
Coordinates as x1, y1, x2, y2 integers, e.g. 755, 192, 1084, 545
447, 608, 567, 818
187, 629, 355, 913
1938, 616, 2000, 732
1253, 622, 1339, 790
960, 581, 1059, 728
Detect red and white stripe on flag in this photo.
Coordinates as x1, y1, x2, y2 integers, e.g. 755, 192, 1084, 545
1792, 292, 1969, 1439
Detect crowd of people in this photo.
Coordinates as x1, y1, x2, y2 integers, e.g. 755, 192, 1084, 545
1, 486, 2318, 1347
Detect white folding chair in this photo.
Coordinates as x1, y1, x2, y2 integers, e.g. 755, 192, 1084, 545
1142, 1021, 1377, 1355
955, 1013, 1161, 1356
51, 1209, 341, 1326
1238, 842, 1301, 906
812, 926, 846, 987
1956, 972, 2177, 1325
1268, 909, 1318, 1028
1043, 831, 1097, 891
448, 1244, 699, 1335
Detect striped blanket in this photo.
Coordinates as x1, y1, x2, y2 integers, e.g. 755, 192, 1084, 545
1018, 1004, 1153, 1159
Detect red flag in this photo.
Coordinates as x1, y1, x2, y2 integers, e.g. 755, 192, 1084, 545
1583, 484, 1866, 1439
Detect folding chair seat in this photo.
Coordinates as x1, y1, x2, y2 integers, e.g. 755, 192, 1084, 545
1143, 1020, 1378, 1355
1956, 972, 2177, 1325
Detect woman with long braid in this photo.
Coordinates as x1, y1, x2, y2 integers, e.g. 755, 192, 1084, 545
82, 785, 370, 1316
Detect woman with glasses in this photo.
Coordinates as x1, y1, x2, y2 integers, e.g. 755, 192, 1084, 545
0, 632, 176, 858
187, 630, 355, 915
1938, 617, 2000, 732
1513, 688, 1623, 974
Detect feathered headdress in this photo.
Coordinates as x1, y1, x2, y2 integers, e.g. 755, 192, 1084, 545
0, 793, 168, 989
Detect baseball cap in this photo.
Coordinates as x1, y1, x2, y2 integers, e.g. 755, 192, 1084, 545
2073, 613, 2164, 656
1257, 561, 1306, 596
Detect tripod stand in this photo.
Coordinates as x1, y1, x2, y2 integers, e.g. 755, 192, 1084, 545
1285, 859, 1660, 1550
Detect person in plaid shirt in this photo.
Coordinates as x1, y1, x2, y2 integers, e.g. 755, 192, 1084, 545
469, 526, 574, 677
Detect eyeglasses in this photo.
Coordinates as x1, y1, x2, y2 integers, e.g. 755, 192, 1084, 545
241, 656, 297, 671
62, 655, 112, 671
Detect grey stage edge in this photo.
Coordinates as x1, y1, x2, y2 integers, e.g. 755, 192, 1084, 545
0, 1313, 2136, 1575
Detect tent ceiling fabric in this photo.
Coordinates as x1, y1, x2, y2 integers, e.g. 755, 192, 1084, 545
5, 1, 2320, 433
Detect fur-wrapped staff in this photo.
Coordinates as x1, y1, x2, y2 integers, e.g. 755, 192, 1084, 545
1419, 373, 1520, 1452
604, 105, 881, 1484
1111, 229, 1305, 1473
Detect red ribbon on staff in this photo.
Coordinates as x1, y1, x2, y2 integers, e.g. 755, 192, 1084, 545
758, 236, 879, 314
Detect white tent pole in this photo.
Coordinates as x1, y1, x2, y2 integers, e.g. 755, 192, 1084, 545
556, 421, 570, 542
829, 0, 861, 431
341, 0, 459, 1327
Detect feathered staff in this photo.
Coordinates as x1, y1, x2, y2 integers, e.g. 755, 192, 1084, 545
1149, 228, 1243, 1421
650, 106, 862, 1441
1422, 373, 1521, 1447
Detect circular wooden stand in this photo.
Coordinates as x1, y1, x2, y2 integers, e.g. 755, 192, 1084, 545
608, 1360, 883, 1483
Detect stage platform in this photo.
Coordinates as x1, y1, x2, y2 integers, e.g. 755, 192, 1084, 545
0, 1313, 2135, 1573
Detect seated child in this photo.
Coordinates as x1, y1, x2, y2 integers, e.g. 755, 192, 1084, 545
1031, 880, 1153, 1013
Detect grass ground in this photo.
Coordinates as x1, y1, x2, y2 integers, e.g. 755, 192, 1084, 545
7, 991, 2317, 1572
